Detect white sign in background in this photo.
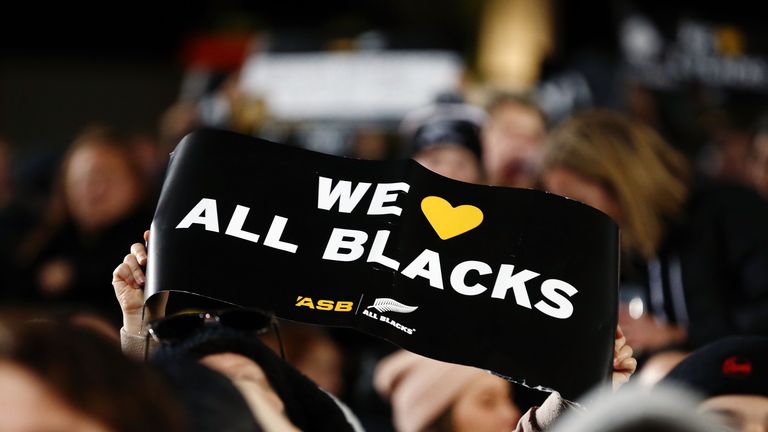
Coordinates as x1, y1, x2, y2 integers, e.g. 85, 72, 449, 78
239, 51, 464, 121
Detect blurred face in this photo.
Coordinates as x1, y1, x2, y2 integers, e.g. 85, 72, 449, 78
0, 361, 111, 432
295, 339, 343, 396
65, 143, 141, 232
543, 167, 623, 224
482, 103, 545, 188
751, 134, 768, 198
414, 145, 482, 184
450, 374, 520, 432
700, 395, 768, 432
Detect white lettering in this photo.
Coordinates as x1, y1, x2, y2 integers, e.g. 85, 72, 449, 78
490, 264, 538, 308
263, 215, 298, 253
176, 198, 219, 232
534, 279, 578, 319
450, 260, 492, 296
401, 249, 444, 289
224, 205, 260, 243
317, 176, 371, 213
367, 182, 410, 216
367, 230, 400, 270
322, 228, 368, 262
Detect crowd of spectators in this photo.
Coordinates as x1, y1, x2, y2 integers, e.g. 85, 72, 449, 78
2, 13, 768, 432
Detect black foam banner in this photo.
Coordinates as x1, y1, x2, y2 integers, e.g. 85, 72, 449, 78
147, 129, 619, 399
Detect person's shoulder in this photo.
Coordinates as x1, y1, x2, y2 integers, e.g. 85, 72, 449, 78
687, 176, 768, 217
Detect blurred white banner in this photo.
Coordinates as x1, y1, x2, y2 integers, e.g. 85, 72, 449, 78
239, 51, 464, 121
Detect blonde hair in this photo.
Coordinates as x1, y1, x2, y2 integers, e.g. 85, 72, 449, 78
543, 110, 690, 259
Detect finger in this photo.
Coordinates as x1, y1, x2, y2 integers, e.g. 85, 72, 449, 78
616, 325, 625, 340
144, 229, 150, 245
614, 344, 634, 366
616, 357, 638, 374
615, 334, 627, 352
112, 263, 137, 288
122, 254, 145, 286
612, 372, 630, 392
130, 243, 148, 266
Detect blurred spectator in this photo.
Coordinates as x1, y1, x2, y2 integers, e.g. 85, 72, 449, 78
542, 110, 768, 355
549, 385, 721, 432
481, 93, 546, 188
401, 96, 486, 184
374, 350, 521, 432
661, 335, 768, 432
151, 326, 361, 431
154, 359, 266, 432
701, 116, 755, 187
159, 101, 203, 156
352, 127, 392, 160
633, 350, 688, 388
128, 131, 165, 194
261, 322, 345, 397
0, 317, 186, 431
13, 126, 152, 326
750, 116, 768, 199
0, 137, 37, 301
0, 137, 41, 265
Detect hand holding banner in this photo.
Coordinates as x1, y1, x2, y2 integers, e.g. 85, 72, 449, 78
147, 129, 619, 400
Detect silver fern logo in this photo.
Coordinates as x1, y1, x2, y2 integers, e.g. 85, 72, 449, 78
367, 298, 419, 314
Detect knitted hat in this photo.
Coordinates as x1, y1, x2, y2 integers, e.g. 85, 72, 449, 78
152, 326, 355, 432
661, 335, 768, 398
400, 98, 486, 160
373, 350, 490, 432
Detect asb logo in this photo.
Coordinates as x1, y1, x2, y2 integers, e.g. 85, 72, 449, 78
362, 297, 417, 335
295, 296, 353, 312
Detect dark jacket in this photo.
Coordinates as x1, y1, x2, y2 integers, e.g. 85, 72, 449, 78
624, 178, 768, 349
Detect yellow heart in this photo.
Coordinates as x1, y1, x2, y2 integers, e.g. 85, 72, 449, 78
421, 196, 484, 240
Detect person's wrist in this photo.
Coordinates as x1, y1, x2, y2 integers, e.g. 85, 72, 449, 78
123, 310, 145, 335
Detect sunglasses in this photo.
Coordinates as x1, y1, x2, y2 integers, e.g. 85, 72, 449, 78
147, 308, 284, 358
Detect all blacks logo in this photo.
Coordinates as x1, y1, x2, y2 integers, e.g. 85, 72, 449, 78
362, 298, 418, 335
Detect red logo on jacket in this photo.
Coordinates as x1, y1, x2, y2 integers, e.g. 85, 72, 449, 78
722, 356, 752, 377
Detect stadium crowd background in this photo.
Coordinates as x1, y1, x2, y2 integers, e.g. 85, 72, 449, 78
1, 0, 768, 431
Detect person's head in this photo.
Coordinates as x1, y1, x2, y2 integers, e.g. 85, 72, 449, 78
750, 116, 768, 199
542, 110, 691, 259
550, 385, 722, 432
661, 335, 768, 432
153, 325, 355, 432
482, 92, 546, 188
59, 126, 145, 233
374, 350, 520, 432
154, 359, 264, 432
0, 318, 186, 432
402, 99, 486, 184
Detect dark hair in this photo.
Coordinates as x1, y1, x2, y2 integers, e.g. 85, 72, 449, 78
154, 359, 262, 432
1, 319, 187, 432
153, 326, 355, 432
607, 419, 710, 432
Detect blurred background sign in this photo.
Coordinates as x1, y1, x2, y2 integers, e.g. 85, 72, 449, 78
239, 51, 463, 121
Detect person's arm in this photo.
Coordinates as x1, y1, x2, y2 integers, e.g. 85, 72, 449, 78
514, 392, 574, 432
112, 230, 166, 360
514, 326, 637, 431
